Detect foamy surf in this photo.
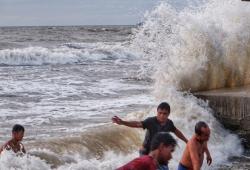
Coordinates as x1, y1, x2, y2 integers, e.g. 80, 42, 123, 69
131, 0, 250, 91
129, 0, 247, 168
0, 150, 50, 170
0, 125, 144, 169
0, 43, 136, 66
0, 0, 249, 169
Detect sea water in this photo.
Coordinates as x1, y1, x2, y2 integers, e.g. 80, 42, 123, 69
0, 0, 250, 169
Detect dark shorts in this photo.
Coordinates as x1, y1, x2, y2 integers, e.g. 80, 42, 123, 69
157, 165, 169, 170
177, 163, 188, 170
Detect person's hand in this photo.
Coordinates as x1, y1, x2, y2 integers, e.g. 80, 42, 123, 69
206, 154, 212, 165
112, 116, 123, 125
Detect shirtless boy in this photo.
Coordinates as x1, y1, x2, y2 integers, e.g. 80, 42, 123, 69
0, 124, 26, 154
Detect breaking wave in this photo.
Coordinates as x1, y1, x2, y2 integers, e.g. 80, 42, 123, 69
0, 43, 135, 66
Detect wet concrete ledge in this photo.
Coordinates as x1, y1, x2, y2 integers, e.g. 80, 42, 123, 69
194, 86, 250, 148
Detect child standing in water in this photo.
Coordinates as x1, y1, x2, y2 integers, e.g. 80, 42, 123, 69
112, 102, 188, 155
0, 124, 26, 155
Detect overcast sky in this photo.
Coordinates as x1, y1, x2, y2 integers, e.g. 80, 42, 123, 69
0, 0, 187, 26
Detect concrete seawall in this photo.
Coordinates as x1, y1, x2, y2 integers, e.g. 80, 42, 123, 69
194, 86, 250, 148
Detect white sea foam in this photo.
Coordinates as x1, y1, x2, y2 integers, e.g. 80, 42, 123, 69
131, 0, 250, 91
129, 0, 247, 168
0, 43, 136, 66
56, 151, 138, 170
0, 150, 50, 170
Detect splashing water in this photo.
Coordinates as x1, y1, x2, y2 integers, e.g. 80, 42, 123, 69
130, 0, 249, 169
131, 0, 250, 92
0, 150, 50, 170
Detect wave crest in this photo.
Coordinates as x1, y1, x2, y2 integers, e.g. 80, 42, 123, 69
0, 43, 136, 66
131, 0, 250, 92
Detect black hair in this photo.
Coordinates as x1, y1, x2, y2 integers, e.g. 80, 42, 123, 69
12, 124, 25, 132
195, 121, 208, 135
150, 132, 177, 151
157, 102, 170, 112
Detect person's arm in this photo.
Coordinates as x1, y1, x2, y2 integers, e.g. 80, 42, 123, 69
112, 116, 143, 128
189, 141, 201, 170
0, 142, 10, 154
0, 145, 4, 154
204, 142, 212, 165
20, 143, 26, 154
174, 128, 188, 143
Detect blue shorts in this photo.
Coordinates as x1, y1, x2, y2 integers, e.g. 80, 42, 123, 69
178, 163, 188, 170
157, 165, 169, 170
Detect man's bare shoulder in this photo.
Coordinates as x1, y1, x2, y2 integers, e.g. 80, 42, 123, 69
187, 137, 199, 149
187, 137, 195, 144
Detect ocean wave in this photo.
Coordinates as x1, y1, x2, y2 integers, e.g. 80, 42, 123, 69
0, 150, 50, 170
131, 0, 250, 91
23, 124, 142, 169
0, 43, 136, 66
128, 0, 245, 169
1, 107, 242, 170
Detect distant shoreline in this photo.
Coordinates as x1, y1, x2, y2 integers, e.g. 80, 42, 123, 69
0, 25, 137, 28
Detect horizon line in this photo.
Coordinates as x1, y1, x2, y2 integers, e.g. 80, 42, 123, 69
0, 24, 140, 28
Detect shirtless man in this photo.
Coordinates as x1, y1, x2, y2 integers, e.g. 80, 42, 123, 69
0, 124, 26, 154
178, 121, 212, 170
